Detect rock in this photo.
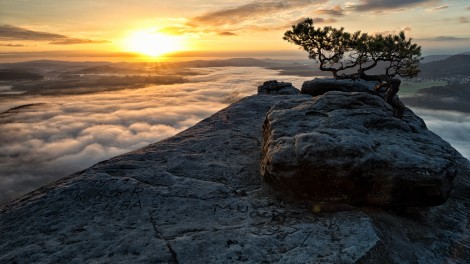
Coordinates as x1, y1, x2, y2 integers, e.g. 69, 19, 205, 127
261, 91, 458, 207
0, 94, 380, 264
1, 90, 469, 263
301, 78, 378, 97
258, 80, 300, 95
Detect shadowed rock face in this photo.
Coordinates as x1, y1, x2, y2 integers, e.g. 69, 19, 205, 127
261, 91, 458, 206
258, 80, 300, 95
0, 90, 469, 263
301, 78, 377, 97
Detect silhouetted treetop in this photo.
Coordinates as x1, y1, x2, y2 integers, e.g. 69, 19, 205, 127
283, 18, 421, 81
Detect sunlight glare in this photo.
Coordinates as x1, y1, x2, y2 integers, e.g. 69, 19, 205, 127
124, 30, 184, 57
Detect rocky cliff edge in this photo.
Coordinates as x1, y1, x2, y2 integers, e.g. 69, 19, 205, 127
1, 79, 469, 263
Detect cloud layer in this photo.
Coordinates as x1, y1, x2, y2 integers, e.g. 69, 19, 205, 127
190, 0, 321, 26
0, 67, 310, 204
1, 66, 468, 205
178, 0, 335, 35
411, 108, 470, 159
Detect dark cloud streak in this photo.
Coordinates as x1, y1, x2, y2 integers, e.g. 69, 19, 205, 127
49, 38, 110, 45
0, 24, 66, 40
352, 0, 438, 12
0, 43, 27, 47
0, 24, 109, 45
314, 5, 345, 16
218, 32, 237, 36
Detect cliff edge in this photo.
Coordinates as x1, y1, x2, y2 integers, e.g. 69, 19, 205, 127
1, 80, 469, 263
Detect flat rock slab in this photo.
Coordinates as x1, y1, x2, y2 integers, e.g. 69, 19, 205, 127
261, 91, 459, 206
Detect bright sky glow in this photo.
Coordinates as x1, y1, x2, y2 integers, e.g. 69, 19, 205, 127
0, 0, 469, 61
123, 31, 186, 57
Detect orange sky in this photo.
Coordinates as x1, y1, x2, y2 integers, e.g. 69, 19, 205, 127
1, 0, 470, 61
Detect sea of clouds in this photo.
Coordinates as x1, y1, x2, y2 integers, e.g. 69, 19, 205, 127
0, 67, 310, 204
0, 67, 469, 205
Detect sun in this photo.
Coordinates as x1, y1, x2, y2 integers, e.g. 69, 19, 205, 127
123, 30, 184, 57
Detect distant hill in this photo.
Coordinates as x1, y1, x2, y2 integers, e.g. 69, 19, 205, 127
419, 55, 470, 77
0, 69, 43, 81
0, 60, 111, 74
420, 55, 451, 64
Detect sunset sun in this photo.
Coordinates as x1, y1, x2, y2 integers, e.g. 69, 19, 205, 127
123, 30, 185, 57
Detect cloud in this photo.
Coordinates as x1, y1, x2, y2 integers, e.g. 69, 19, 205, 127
189, 0, 321, 26
373, 27, 412, 36
0, 24, 109, 45
311, 18, 337, 24
421, 36, 470, 41
158, 0, 326, 36
286, 17, 337, 29
0, 24, 66, 40
314, 5, 346, 16
49, 38, 110, 45
0, 66, 311, 204
459, 16, 469, 23
411, 108, 470, 159
218, 32, 237, 36
159, 26, 200, 35
425, 5, 448, 13
401, 26, 412, 31
0, 43, 27, 47
351, 0, 439, 12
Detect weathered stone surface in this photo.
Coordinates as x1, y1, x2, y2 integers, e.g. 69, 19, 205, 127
258, 80, 300, 95
1, 91, 469, 263
261, 91, 458, 207
301, 78, 378, 97
0, 94, 380, 264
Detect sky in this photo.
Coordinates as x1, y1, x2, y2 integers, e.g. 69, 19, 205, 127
1, 0, 470, 61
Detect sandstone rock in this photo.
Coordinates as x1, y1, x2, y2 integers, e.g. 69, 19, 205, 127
258, 80, 300, 95
261, 91, 458, 207
0, 94, 380, 264
1, 91, 469, 263
301, 78, 378, 97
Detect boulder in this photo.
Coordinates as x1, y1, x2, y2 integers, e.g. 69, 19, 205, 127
301, 78, 378, 97
261, 91, 458, 206
258, 80, 300, 95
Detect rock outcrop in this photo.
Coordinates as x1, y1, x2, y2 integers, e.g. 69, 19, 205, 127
1, 82, 469, 263
261, 91, 457, 206
301, 78, 376, 97
258, 80, 300, 95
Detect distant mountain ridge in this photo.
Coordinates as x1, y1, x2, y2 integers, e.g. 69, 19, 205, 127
419, 54, 470, 77
1, 52, 469, 79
